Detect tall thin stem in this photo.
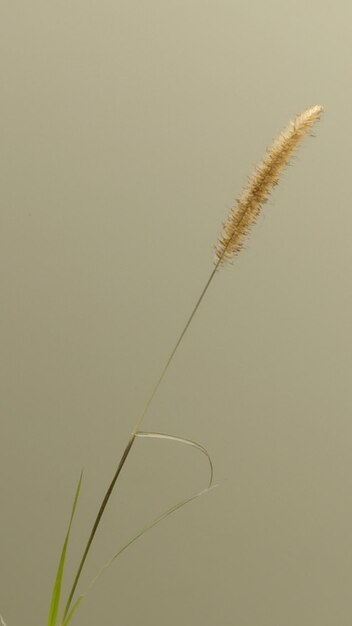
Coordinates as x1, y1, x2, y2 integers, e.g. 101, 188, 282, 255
62, 257, 222, 622
131, 260, 221, 435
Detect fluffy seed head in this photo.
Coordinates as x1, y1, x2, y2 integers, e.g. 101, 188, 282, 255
215, 105, 323, 265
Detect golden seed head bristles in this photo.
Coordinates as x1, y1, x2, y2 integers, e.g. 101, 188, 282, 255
214, 105, 323, 265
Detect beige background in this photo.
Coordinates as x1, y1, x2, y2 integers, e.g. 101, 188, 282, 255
1, 2, 351, 625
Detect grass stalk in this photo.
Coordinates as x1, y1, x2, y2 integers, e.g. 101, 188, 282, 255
61, 104, 323, 623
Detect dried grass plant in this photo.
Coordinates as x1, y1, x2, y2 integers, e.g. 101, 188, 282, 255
40, 104, 324, 626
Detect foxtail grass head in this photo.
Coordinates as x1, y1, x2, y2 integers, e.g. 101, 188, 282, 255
215, 105, 323, 265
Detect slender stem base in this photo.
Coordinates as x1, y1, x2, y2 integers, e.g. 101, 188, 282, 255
62, 435, 135, 621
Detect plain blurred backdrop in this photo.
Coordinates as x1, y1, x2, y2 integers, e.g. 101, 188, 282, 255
1, 1, 351, 625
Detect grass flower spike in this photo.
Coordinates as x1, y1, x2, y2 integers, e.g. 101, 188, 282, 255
215, 105, 323, 264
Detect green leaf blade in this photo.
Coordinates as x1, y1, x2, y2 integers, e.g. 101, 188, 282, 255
46, 471, 83, 626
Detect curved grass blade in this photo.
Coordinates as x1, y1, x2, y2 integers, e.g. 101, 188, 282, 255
61, 484, 217, 626
47, 471, 83, 626
136, 431, 214, 487
61, 433, 215, 624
